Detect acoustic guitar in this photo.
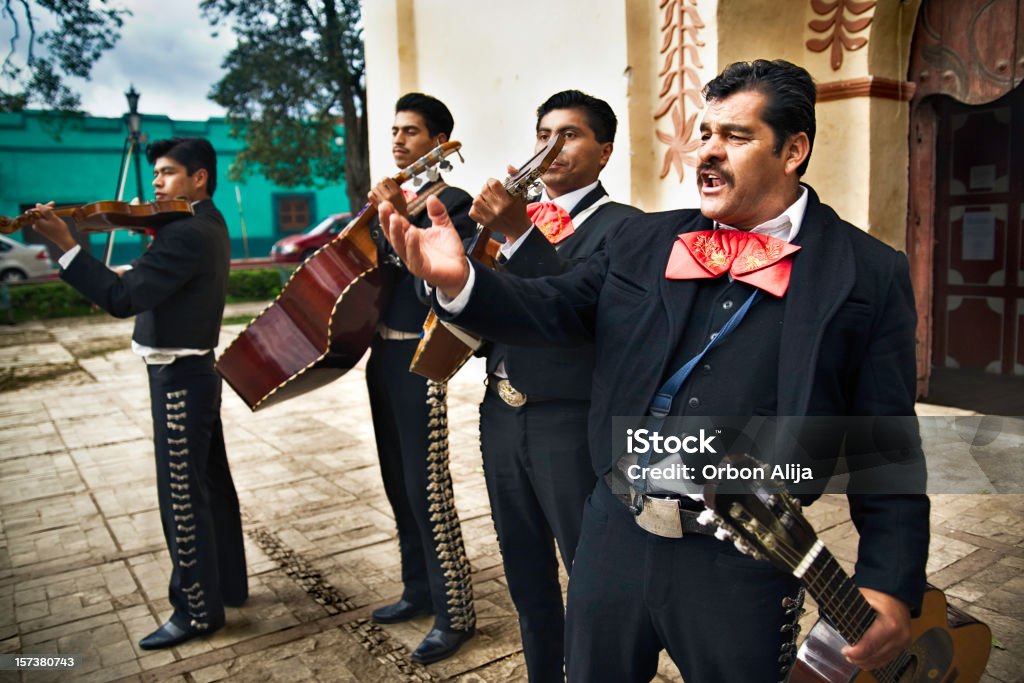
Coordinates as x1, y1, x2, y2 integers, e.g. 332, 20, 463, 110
216, 142, 463, 411
701, 452, 992, 683
408, 133, 565, 382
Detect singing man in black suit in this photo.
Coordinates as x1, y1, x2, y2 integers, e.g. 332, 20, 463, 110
30, 137, 247, 650
363, 92, 477, 664
467, 90, 640, 681
380, 60, 930, 681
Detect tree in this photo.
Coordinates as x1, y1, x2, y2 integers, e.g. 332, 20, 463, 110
0, 0, 128, 112
201, 0, 368, 211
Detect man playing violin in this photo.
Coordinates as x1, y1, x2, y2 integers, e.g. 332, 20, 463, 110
29, 137, 248, 650
362, 93, 478, 664
467, 90, 640, 682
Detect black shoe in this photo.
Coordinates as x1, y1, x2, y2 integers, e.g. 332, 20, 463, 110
371, 599, 433, 624
138, 619, 223, 650
410, 626, 475, 664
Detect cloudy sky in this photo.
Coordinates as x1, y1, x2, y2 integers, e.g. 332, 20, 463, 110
7, 0, 235, 120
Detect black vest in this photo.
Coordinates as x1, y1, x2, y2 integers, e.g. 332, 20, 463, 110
665, 277, 785, 416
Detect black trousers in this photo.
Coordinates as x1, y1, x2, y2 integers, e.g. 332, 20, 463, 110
365, 336, 475, 632
564, 480, 801, 683
480, 391, 595, 682
147, 354, 247, 631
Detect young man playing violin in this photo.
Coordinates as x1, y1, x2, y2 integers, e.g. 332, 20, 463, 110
30, 137, 248, 650
362, 93, 478, 664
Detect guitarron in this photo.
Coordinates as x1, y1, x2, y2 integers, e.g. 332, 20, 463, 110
702, 452, 991, 683
408, 133, 565, 382
216, 142, 463, 411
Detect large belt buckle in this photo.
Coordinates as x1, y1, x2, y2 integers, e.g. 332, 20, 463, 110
495, 379, 527, 407
634, 495, 684, 538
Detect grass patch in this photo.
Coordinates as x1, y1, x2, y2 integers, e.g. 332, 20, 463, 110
0, 363, 90, 392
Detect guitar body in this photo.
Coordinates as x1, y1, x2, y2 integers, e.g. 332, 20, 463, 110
409, 240, 500, 382
216, 221, 393, 411
788, 588, 992, 683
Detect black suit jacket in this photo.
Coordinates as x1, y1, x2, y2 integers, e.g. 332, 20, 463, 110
61, 200, 230, 348
490, 183, 641, 399
372, 182, 475, 333
441, 186, 929, 610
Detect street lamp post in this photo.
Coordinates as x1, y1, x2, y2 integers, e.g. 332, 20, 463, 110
103, 85, 147, 265
124, 85, 146, 205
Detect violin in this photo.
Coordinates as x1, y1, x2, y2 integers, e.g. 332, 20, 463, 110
0, 199, 194, 235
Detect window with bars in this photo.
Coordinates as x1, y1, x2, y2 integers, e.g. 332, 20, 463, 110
275, 194, 315, 232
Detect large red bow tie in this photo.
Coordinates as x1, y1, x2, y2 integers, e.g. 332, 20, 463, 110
527, 201, 575, 244
665, 229, 800, 297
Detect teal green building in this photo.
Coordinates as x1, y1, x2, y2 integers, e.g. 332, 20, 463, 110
0, 111, 349, 264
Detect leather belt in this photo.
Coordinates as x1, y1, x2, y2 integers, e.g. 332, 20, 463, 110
376, 323, 422, 341
632, 493, 716, 539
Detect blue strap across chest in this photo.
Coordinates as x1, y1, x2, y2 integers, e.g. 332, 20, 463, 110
635, 288, 762, 493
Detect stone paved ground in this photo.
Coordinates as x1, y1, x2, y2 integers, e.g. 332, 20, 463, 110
0, 306, 1021, 682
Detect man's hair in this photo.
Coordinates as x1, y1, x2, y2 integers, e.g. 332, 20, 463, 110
702, 59, 816, 175
535, 90, 618, 144
395, 92, 455, 138
145, 137, 218, 196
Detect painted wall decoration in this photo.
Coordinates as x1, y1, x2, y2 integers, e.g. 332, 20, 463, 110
806, 0, 876, 71
654, 0, 706, 181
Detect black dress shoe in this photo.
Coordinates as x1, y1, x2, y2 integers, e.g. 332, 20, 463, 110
410, 626, 475, 664
371, 599, 433, 624
138, 619, 223, 650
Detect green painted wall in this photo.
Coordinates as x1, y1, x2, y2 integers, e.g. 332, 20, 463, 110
0, 110, 349, 264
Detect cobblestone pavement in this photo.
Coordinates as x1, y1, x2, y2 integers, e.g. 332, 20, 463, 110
0, 306, 1021, 682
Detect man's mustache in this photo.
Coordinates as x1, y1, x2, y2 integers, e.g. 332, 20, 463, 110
699, 164, 732, 184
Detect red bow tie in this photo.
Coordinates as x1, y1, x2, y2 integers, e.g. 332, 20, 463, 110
527, 201, 575, 244
665, 229, 800, 296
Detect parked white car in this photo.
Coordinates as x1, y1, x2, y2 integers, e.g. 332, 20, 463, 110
0, 234, 54, 281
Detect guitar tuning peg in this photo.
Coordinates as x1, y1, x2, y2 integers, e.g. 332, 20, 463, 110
412, 175, 424, 187
781, 596, 798, 608
439, 160, 452, 171
425, 165, 440, 182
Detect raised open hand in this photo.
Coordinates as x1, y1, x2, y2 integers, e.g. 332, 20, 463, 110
380, 196, 471, 299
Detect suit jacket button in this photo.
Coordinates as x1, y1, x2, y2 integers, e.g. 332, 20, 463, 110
687, 397, 700, 409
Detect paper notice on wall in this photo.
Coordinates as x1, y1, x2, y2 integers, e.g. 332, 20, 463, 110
962, 211, 996, 261
969, 164, 997, 190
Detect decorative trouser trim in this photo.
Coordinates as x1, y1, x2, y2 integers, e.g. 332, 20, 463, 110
777, 586, 805, 681
162, 388, 212, 630
424, 381, 476, 632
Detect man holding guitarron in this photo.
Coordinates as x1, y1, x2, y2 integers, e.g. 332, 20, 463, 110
363, 92, 478, 664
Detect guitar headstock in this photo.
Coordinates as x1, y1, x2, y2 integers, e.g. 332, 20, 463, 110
701, 453, 822, 577
397, 141, 464, 186
503, 133, 566, 199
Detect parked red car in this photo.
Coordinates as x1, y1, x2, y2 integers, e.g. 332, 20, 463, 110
270, 212, 353, 264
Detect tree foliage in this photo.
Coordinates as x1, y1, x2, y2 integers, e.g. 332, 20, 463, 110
201, 0, 368, 210
0, 0, 128, 112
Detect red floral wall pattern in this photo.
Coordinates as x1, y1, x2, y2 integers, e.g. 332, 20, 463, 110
806, 0, 876, 70
654, 0, 705, 181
